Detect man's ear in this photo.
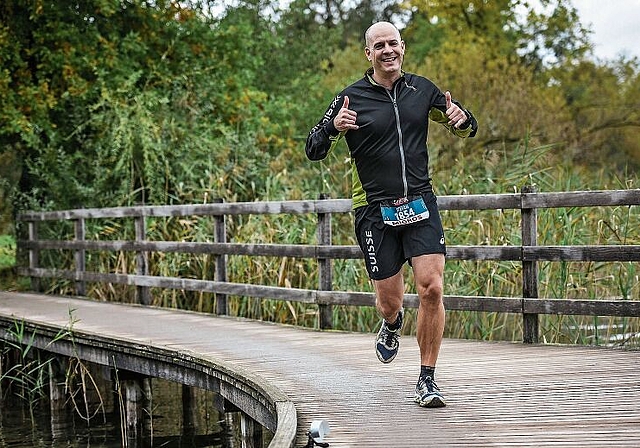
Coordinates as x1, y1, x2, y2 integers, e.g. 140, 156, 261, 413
364, 47, 372, 61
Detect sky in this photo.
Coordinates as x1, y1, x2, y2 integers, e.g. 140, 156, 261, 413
570, 0, 640, 61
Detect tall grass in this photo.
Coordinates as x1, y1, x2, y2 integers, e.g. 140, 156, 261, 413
15, 142, 639, 347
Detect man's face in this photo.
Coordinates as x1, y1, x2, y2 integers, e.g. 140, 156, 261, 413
365, 24, 405, 76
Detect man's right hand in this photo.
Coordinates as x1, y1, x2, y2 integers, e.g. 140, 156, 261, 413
333, 96, 359, 132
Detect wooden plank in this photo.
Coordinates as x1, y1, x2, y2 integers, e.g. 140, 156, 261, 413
315, 292, 523, 312
316, 290, 376, 307
447, 245, 522, 260
17, 268, 319, 303
134, 215, 151, 305
28, 221, 40, 292
17, 189, 639, 221
16, 199, 354, 221
18, 239, 365, 259
214, 204, 228, 315
522, 189, 640, 208
445, 295, 524, 313
272, 402, 297, 448
20, 239, 640, 263
524, 245, 640, 262
524, 298, 640, 317
439, 193, 522, 210
317, 195, 334, 330
73, 218, 86, 296
522, 185, 540, 344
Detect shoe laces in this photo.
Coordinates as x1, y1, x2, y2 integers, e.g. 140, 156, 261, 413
384, 331, 396, 347
418, 375, 439, 393
381, 322, 399, 346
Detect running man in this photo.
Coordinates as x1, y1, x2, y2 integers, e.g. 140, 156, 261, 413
305, 21, 478, 407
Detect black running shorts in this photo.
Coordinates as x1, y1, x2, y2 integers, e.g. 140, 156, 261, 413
354, 191, 446, 280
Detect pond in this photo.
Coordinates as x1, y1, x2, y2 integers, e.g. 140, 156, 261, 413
0, 371, 272, 448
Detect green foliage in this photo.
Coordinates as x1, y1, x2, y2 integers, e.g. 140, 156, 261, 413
2, 0, 638, 213
0, 0, 331, 210
1, 0, 639, 345
0, 235, 15, 269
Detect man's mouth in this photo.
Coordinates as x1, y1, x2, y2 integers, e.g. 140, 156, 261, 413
382, 57, 397, 63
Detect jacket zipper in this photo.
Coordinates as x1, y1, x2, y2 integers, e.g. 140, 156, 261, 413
386, 83, 408, 198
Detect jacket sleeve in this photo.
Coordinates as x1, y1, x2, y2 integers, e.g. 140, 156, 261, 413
429, 93, 478, 138
305, 94, 345, 161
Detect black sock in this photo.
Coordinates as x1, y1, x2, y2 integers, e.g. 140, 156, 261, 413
386, 311, 402, 330
421, 365, 435, 379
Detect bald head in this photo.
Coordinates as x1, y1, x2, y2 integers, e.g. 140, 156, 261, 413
364, 21, 401, 47
363, 21, 405, 87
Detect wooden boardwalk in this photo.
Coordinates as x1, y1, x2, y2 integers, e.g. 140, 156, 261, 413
1, 291, 639, 447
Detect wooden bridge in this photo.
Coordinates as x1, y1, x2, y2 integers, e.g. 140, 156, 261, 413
1, 291, 639, 447
3, 189, 639, 446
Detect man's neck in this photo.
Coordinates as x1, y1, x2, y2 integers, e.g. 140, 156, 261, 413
372, 70, 401, 90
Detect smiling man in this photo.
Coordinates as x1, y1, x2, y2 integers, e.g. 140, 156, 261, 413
305, 21, 478, 408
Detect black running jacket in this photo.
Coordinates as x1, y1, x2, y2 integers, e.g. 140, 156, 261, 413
305, 69, 478, 208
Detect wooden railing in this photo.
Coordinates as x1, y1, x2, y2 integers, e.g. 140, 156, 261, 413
16, 188, 640, 343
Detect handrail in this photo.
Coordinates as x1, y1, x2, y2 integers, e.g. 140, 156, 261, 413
16, 189, 640, 221
16, 188, 640, 345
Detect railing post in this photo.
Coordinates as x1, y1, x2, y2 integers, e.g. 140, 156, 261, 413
49, 355, 68, 440
48, 356, 67, 412
214, 199, 227, 316
134, 213, 151, 305
122, 375, 145, 440
28, 220, 41, 292
241, 412, 263, 448
74, 218, 86, 296
182, 384, 197, 436
317, 193, 333, 330
521, 185, 539, 343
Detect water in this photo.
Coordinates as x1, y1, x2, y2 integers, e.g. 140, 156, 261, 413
0, 375, 269, 448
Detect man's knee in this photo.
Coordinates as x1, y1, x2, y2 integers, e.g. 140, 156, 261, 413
376, 295, 403, 319
418, 281, 443, 306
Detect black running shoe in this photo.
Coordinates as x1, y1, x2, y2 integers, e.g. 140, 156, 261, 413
374, 308, 404, 363
414, 375, 446, 408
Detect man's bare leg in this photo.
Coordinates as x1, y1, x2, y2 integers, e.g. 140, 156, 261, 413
373, 271, 405, 363
412, 253, 446, 407
412, 254, 445, 365
374, 271, 404, 322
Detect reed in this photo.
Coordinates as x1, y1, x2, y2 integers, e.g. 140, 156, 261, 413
0, 316, 74, 419
1, 320, 51, 418
0, 309, 108, 426
16, 144, 639, 347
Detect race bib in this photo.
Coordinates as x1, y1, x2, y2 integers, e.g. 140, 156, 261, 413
380, 196, 429, 226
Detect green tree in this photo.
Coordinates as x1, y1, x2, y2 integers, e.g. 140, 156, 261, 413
550, 58, 640, 168
1, 0, 638, 225
0, 0, 317, 210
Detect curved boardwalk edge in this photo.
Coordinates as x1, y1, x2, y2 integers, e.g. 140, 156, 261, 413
0, 296, 298, 448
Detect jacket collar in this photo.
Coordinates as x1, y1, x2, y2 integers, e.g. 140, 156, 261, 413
365, 67, 406, 88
